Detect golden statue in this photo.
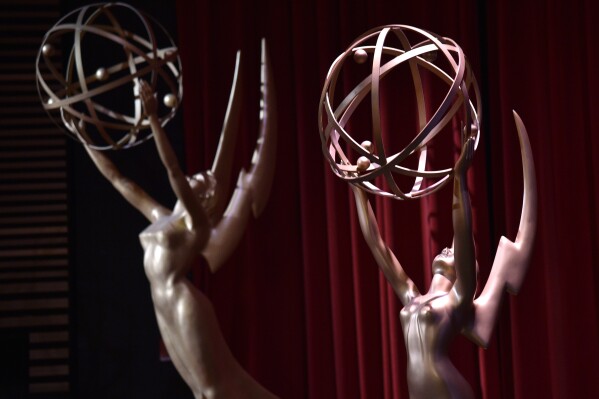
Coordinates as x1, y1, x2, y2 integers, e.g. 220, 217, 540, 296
37, 5, 278, 397
319, 25, 537, 398
73, 44, 277, 399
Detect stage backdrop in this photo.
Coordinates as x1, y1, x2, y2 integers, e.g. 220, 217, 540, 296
173, 0, 599, 398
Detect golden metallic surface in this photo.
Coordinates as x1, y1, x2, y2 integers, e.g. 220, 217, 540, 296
319, 25, 482, 200
71, 40, 278, 398
36, 3, 182, 150
327, 25, 537, 399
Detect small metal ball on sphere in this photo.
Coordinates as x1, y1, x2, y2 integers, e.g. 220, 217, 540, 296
95, 67, 109, 81
42, 44, 54, 57
353, 48, 368, 64
356, 156, 371, 172
163, 93, 177, 108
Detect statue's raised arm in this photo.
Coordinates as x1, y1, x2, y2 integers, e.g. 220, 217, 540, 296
139, 79, 210, 237
450, 136, 477, 310
73, 120, 171, 223
352, 185, 420, 305
463, 111, 537, 348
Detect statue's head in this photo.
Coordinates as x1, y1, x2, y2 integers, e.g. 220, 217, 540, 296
187, 171, 215, 195
187, 171, 218, 221
432, 247, 457, 284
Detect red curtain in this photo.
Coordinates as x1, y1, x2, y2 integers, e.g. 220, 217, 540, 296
175, 1, 599, 398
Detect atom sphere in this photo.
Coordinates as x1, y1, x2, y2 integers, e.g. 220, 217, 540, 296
36, 3, 183, 150
319, 25, 482, 200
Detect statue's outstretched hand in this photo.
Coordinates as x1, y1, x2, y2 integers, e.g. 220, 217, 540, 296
139, 80, 158, 117
455, 136, 475, 177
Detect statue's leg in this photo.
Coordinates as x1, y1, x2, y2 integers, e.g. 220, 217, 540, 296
150, 277, 238, 396
150, 277, 279, 399
154, 312, 205, 398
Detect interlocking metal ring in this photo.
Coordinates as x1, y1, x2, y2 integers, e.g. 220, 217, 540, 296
319, 25, 481, 199
37, 2, 182, 150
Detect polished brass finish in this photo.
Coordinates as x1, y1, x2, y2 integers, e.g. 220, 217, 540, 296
72, 40, 278, 398
324, 25, 536, 399
36, 2, 183, 150
319, 25, 481, 200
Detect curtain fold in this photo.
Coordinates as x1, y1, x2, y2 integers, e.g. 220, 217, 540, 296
175, 1, 599, 398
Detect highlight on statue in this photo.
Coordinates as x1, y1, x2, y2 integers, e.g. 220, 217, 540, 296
319, 24, 537, 399
37, 3, 278, 398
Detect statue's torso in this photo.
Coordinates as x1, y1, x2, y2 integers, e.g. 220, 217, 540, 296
400, 292, 474, 399
139, 212, 199, 281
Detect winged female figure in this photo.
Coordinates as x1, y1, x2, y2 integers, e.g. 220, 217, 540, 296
352, 113, 536, 399
75, 40, 279, 399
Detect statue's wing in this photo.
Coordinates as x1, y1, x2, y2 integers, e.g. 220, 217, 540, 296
202, 39, 276, 273
211, 50, 243, 221
462, 111, 537, 348
245, 38, 277, 217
